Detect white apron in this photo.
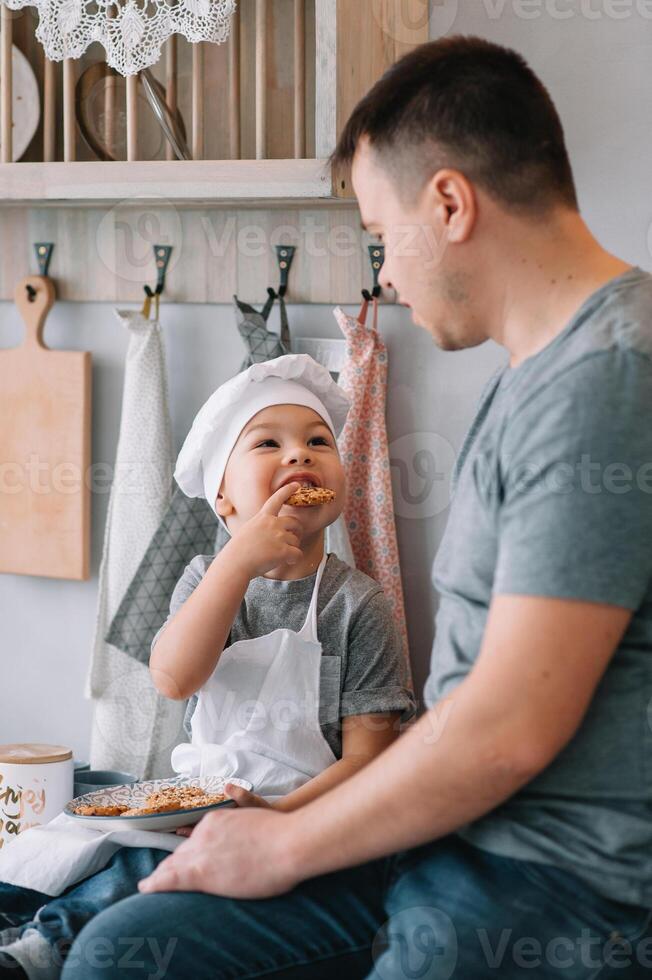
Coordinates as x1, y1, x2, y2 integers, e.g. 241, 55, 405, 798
171, 552, 337, 801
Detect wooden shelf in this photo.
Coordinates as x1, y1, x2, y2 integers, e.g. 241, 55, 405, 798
0, 159, 345, 206
0, 1, 427, 301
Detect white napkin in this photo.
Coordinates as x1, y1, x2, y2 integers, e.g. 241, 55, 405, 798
0, 812, 183, 898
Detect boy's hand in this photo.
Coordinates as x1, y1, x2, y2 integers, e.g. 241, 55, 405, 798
228, 483, 304, 578
175, 783, 273, 837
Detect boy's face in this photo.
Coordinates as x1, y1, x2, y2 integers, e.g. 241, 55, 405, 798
215, 404, 346, 537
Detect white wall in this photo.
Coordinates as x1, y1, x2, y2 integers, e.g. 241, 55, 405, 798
1, 4, 649, 761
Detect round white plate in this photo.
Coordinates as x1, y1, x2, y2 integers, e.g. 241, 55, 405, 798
65, 775, 253, 832
0, 45, 40, 162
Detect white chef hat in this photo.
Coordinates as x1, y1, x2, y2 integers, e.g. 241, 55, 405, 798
174, 354, 350, 531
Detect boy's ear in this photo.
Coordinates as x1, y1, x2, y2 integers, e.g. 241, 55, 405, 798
215, 486, 234, 519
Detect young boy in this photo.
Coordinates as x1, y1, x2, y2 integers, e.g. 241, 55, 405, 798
0, 354, 414, 979
153, 352, 415, 808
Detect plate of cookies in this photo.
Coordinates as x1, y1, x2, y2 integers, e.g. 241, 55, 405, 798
65, 775, 253, 831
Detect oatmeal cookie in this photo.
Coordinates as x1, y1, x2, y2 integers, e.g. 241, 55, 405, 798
144, 786, 206, 807
73, 805, 129, 816
121, 802, 181, 816
287, 486, 336, 507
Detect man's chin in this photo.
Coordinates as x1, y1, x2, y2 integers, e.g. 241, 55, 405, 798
410, 308, 440, 338
413, 313, 464, 351
409, 304, 486, 351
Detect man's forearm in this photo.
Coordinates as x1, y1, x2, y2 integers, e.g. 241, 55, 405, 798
150, 542, 250, 700
283, 681, 546, 880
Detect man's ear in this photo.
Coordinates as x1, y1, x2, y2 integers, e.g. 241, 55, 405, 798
429, 167, 477, 244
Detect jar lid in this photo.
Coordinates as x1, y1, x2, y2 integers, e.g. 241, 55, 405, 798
0, 743, 73, 765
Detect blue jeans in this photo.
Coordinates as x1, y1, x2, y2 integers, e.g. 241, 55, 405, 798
49, 834, 652, 980
0, 846, 169, 979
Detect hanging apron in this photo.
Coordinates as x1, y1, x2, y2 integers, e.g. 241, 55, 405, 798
171, 553, 337, 802
334, 298, 412, 681
85, 308, 188, 781
106, 488, 228, 666
234, 289, 290, 369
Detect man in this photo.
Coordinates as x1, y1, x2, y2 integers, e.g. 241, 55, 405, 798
63, 36, 652, 980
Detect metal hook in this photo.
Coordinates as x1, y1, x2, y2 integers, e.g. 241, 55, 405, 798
34, 242, 54, 278
24, 243, 55, 302
362, 243, 384, 301
142, 245, 172, 318
143, 245, 172, 300
154, 244, 172, 294
275, 245, 296, 298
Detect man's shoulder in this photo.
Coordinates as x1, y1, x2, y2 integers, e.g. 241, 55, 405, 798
507, 269, 652, 412
552, 268, 652, 373
560, 267, 652, 365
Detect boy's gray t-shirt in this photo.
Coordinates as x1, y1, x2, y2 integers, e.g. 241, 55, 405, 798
152, 553, 415, 759
424, 267, 652, 906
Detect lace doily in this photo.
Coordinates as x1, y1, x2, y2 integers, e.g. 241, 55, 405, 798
2, 0, 237, 76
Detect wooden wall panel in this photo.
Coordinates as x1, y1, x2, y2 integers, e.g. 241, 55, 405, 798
0, 203, 390, 306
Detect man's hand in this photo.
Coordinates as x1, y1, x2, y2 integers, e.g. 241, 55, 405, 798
139, 807, 299, 899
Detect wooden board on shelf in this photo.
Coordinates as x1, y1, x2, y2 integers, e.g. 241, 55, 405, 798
0, 158, 336, 203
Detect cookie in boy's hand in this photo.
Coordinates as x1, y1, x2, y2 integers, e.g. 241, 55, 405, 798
287, 486, 336, 507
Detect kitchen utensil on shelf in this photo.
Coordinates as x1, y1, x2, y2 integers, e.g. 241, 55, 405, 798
141, 69, 192, 161
0, 44, 40, 161
76, 62, 190, 161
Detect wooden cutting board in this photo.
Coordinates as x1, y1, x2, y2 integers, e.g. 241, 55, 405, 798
0, 275, 91, 580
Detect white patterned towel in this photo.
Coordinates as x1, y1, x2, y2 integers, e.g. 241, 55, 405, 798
85, 308, 187, 780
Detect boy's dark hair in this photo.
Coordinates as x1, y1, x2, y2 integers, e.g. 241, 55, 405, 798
330, 35, 578, 213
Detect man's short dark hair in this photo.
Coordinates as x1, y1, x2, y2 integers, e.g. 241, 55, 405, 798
331, 35, 578, 213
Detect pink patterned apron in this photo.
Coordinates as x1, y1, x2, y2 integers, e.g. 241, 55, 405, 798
334, 298, 412, 679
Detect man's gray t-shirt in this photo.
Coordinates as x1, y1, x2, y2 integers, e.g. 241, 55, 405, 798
152, 552, 416, 759
424, 267, 652, 906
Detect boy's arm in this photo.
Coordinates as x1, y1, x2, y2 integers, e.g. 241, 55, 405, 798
273, 711, 402, 811
185, 711, 402, 823
150, 542, 250, 701
150, 483, 302, 701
